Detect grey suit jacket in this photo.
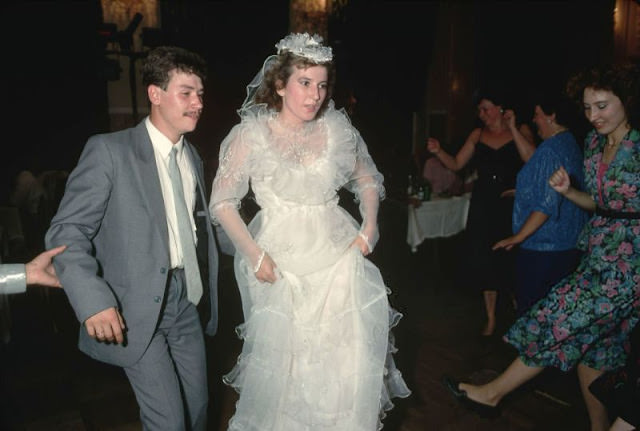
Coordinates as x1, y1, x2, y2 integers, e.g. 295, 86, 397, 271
45, 120, 223, 367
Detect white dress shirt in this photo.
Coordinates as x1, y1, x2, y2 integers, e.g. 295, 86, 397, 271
145, 117, 198, 269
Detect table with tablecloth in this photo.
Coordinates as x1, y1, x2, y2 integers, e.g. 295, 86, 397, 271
407, 193, 471, 252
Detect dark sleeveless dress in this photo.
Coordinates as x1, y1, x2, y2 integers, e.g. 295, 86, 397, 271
465, 139, 523, 293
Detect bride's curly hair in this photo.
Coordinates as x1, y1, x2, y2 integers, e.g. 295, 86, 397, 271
565, 63, 640, 130
255, 52, 335, 117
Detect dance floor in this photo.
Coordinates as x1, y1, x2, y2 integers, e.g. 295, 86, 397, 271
0, 199, 590, 430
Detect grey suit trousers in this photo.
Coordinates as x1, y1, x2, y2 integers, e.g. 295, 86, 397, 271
124, 269, 207, 431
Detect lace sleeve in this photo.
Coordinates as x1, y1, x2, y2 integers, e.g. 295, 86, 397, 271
345, 131, 385, 252
209, 124, 264, 268
209, 124, 250, 217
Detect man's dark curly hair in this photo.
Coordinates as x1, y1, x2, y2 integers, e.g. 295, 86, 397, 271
142, 46, 207, 90
565, 63, 640, 130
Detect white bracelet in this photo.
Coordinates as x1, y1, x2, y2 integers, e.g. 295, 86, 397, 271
358, 232, 372, 253
253, 250, 266, 273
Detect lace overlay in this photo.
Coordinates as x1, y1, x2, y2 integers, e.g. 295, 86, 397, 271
211, 102, 384, 213
209, 102, 409, 430
268, 116, 326, 166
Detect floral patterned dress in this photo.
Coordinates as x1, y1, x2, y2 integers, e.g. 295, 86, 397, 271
504, 128, 640, 372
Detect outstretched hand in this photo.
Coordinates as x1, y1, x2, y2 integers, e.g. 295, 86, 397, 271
492, 235, 521, 251
25, 245, 67, 287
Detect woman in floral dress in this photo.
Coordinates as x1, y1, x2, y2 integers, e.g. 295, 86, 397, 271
444, 63, 640, 431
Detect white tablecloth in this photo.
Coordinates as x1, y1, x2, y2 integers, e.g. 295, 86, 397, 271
407, 193, 471, 252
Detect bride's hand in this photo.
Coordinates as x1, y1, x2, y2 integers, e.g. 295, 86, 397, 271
351, 235, 371, 256
254, 253, 279, 283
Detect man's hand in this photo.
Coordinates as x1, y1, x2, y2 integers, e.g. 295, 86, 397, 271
85, 307, 126, 344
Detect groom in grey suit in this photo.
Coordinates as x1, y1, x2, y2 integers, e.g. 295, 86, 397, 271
45, 46, 229, 430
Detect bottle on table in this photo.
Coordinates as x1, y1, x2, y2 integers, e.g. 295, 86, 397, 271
421, 181, 431, 201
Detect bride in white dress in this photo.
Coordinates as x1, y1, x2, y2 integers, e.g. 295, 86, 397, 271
209, 33, 410, 430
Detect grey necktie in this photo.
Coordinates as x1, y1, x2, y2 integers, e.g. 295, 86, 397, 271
168, 146, 203, 304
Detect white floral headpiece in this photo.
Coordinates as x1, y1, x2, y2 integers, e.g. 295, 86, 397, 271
275, 33, 333, 63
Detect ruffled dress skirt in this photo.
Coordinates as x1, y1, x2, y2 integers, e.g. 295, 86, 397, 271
224, 203, 410, 430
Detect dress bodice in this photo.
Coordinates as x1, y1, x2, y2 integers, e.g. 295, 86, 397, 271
210, 102, 384, 216
577, 129, 640, 262
473, 140, 522, 191
249, 117, 339, 209
583, 129, 640, 213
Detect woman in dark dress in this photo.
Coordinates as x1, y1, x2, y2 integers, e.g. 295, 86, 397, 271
427, 90, 536, 335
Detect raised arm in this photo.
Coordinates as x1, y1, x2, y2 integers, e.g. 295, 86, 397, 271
504, 109, 536, 162
427, 128, 480, 172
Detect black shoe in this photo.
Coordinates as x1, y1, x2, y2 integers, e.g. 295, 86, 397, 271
442, 375, 500, 419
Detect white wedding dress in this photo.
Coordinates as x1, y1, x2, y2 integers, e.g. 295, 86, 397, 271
210, 102, 410, 430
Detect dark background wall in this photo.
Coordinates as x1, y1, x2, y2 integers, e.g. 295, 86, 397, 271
469, 0, 615, 134
0, 0, 615, 205
0, 0, 108, 203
